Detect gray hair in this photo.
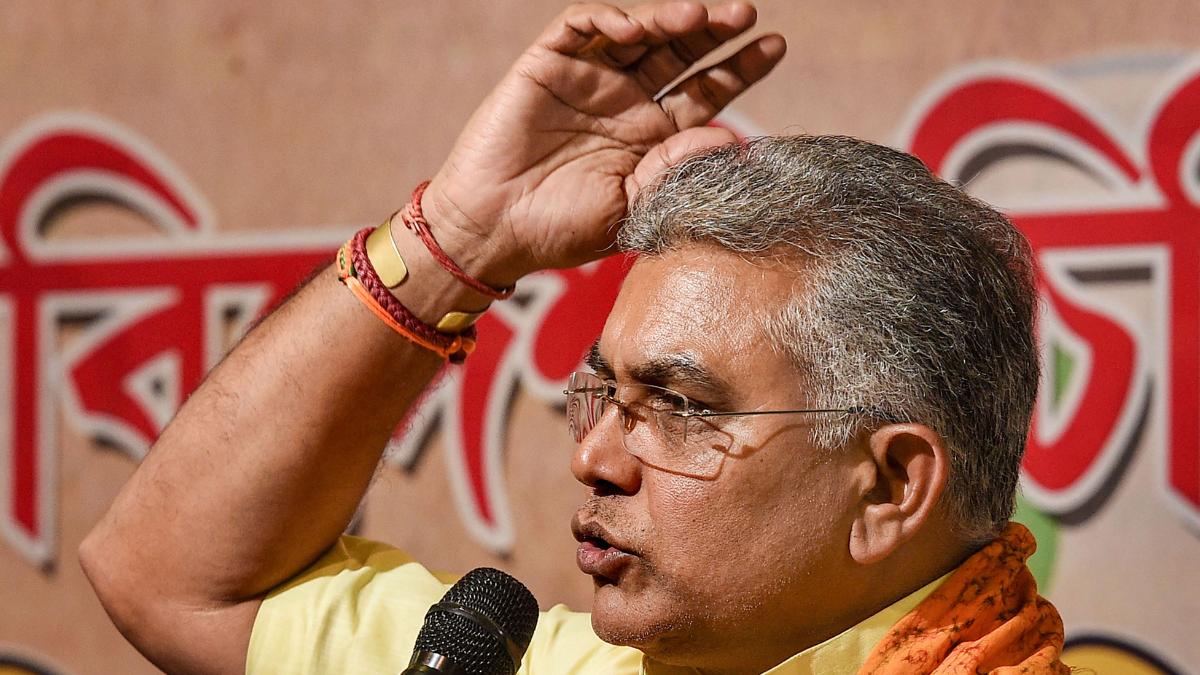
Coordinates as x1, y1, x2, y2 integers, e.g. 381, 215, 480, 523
617, 135, 1038, 543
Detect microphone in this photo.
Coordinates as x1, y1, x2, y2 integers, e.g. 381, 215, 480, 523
402, 567, 540, 675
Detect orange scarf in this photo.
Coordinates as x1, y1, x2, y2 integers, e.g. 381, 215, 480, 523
860, 522, 1070, 674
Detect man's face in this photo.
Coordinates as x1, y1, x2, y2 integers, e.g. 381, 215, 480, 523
571, 245, 867, 668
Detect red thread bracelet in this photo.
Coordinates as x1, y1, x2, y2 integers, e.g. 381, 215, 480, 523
400, 181, 515, 301
349, 228, 446, 347
341, 227, 475, 363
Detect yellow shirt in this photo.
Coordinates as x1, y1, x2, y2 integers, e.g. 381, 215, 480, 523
247, 536, 948, 675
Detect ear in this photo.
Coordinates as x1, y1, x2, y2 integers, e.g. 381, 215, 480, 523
848, 423, 950, 565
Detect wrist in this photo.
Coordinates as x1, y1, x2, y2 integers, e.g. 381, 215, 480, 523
378, 221, 494, 334
420, 180, 529, 289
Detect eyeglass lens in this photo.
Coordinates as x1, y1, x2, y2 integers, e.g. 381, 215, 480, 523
565, 372, 728, 478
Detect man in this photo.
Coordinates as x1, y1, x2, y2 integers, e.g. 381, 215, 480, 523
80, 2, 1068, 673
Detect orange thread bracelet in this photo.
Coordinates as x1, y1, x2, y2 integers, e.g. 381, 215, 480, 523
336, 230, 476, 363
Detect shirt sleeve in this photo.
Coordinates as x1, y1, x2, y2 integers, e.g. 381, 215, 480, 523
246, 535, 452, 674
246, 535, 642, 675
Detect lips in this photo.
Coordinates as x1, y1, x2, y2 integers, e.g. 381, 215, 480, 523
571, 516, 638, 581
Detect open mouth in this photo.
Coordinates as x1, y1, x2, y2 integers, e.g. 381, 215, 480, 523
574, 526, 635, 581
584, 535, 612, 550
571, 510, 641, 581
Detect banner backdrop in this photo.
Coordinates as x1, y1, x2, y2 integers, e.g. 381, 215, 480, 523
2, 3, 1198, 673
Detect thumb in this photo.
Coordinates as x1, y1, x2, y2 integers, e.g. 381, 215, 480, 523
625, 126, 740, 207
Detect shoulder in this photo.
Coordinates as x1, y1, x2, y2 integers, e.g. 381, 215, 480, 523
247, 536, 453, 673
247, 537, 641, 674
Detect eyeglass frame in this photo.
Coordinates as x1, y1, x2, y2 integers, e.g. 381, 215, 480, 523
562, 370, 898, 443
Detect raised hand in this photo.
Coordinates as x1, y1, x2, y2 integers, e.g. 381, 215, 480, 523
422, 2, 786, 285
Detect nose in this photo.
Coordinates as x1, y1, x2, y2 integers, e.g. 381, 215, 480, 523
570, 405, 643, 495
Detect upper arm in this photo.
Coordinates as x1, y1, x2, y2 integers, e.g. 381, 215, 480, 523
81, 538, 261, 674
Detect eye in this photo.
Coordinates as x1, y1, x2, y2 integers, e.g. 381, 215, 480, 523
645, 389, 691, 413
682, 396, 716, 414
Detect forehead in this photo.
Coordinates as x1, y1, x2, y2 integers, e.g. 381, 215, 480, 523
597, 246, 801, 390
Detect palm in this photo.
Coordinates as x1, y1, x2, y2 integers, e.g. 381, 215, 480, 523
425, 3, 786, 279
443, 52, 677, 266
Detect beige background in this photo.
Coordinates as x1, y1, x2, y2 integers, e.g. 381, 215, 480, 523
3, 2, 1200, 673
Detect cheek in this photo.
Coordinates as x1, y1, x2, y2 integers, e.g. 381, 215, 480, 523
643, 479, 740, 585
646, 454, 852, 584
630, 491, 759, 602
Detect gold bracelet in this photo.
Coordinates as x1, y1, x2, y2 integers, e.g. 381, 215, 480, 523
436, 309, 488, 333
364, 217, 409, 288
364, 212, 493, 333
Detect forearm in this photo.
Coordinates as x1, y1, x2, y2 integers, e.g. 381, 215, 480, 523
81, 223, 500, 609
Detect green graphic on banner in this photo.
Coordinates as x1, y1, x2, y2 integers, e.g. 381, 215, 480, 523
1011, 337, 1068, 592
1013, 493, 1058, 592
1051, 341, 1076, 411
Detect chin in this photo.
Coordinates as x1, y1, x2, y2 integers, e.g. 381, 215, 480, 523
589, 582, 697, 655
590, 613, 675, 655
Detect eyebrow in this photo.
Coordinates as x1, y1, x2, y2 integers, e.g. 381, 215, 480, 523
585, 341, 610, 374
585, 340, 735, 406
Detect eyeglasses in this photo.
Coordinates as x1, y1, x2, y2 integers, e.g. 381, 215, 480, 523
563, 371, 882, 478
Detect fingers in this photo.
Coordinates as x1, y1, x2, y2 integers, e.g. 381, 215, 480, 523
535, 3, 785, 132
539, 2, 751, 77
590, 2, 713, 67
657, 33, 786, 131
538, 3, 646, 54
630, 2, 759, 96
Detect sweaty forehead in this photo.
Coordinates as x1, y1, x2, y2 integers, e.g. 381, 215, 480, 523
595, 247, 795, 391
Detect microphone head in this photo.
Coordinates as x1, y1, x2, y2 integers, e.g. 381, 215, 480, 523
412, 567, 539, 675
